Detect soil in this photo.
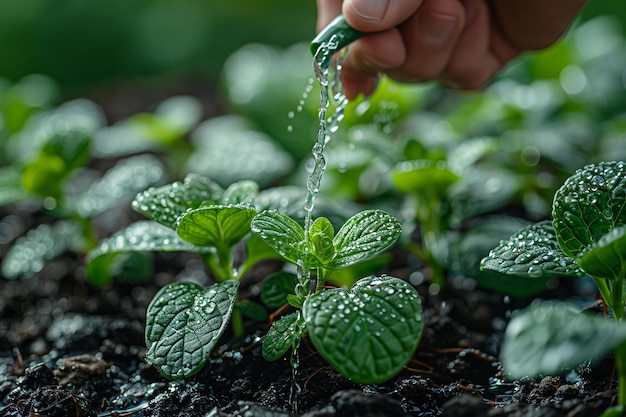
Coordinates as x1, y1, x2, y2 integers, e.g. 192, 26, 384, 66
0, 213, 619, 417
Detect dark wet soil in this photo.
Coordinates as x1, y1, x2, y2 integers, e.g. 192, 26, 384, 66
0, 237, 618, 417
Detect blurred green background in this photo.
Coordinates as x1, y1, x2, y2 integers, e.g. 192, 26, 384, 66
0, 0, 622, 100
0, 0, 314, 97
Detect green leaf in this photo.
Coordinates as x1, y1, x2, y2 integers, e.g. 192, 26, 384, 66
87, 221, 212, 285
553, 161, 626, 258
480, 221, 584, 278
145, 280, 239, 380
186, 115, 294, 187
309, 217, 335, 265
21, 154, 66, 198
262, 312, 305, 361
133, 174, 223, 229
391, 160, 461, 195
176, 204, 257, 248
303, 275, 423, 384
2, 221, 80, 279
260, 271, 299, 308
502, 301, 626, 379
330, 210, 402, 268
73, 154, 165, 217
222, 180, 259, 205
287, 294, 304, 309
579, 225, 626, 280
250, 210, 305, 264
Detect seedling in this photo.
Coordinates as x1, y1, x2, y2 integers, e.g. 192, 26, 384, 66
251, 209, 424, 384
481, 161, 626, 413
95, 172, 423, 383
88, 174, 291, 378
0, 101, 166, 279
482, 161, 626, 319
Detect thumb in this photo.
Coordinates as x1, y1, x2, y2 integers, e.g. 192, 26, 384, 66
343, 0, 423, 32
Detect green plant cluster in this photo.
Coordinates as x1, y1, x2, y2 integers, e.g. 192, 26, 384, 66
482, 161, 626, 415
3, 14, 626, 396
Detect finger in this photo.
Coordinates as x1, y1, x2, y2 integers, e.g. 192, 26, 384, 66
340, 29, 406, 99
316, 0, 343, 31
491, 0, 587, 51
342, 72, 379, 100
387, 0, 465, 83
342, 0, 423, 32
440, 0, 510, 89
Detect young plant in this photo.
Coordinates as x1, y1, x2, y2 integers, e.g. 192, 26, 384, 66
1, 100, 166, 279
482, 161, 626, 319
251, 209, 424, 384
88, 174, 284, 379
481, 161, 626, 413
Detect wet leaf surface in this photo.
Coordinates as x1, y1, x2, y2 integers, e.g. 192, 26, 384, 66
145, 280, 239, 379
303, 275, 423, 384
480, 220, 584, 278
553, 161, 626, 258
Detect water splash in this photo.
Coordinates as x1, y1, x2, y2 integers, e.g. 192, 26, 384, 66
289, 323, 303, 413
305, 35, 349, 237
288, 36, 351, 415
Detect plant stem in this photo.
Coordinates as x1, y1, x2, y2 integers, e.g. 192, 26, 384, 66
594, 277, 625, 322
230, 307, 244, 340
203, 246, 236, 282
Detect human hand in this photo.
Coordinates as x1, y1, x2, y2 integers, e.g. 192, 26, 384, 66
316, 0, 587, 99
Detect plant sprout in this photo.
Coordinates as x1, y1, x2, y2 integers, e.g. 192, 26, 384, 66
482, 161, 626, 414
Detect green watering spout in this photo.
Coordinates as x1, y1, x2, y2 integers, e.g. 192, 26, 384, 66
310, 14, 367, 56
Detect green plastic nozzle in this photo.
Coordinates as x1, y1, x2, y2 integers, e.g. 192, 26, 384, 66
310, 14, 367, 56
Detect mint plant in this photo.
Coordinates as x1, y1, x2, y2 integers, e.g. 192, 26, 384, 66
90, 172, 423, 384
88, 174, 287, 379
481, 161, 626, 413
251, 209, 424, 384
482, 161, 626, 320
0, 100, 166, 279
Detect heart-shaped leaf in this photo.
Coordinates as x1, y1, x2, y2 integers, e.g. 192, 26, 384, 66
250, 210, 305, 264
133, 174, 223, 229
262, 312, 305, 361
502, 300, 626, 379
303, 275, 423, 384
176, 204, 257, 248
480, 221, 584, 278
579, 225, 626, 280
329, 210, 402, 268
222, 180, 259, 205
186, 115, 294, 187
145, 280, 239, 380
553, 161, 626, 258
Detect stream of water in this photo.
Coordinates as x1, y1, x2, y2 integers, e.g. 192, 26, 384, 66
289, 35, 350, 414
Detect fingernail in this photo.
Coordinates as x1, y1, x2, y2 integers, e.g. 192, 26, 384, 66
421, 12, 456, 46
350, 0, 389, 21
